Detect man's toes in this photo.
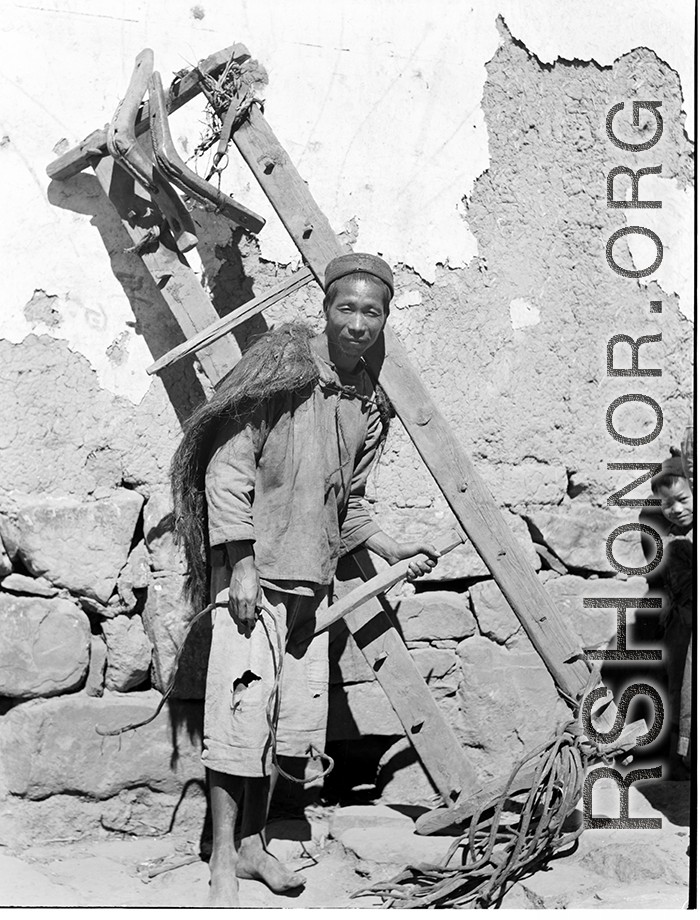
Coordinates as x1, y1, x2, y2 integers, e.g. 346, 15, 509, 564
236, 852, 305, 893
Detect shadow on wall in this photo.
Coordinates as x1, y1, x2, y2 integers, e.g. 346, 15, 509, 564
46, 171, 266, 424
192, 215, 267, 349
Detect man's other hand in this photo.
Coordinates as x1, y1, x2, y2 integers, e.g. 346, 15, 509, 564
225, 541, 261, 633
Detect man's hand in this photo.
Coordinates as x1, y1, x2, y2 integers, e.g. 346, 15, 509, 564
364, 532, 440, 579
225, 541, 261, 633
393, 541, 440, 579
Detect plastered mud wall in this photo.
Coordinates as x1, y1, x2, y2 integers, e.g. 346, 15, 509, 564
0, 10, 693, 838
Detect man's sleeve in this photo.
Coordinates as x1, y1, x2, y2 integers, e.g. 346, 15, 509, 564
205, 407, 268, 548
339, 402, 384, 554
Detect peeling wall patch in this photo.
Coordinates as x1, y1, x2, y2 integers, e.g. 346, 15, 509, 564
394, 290, 424, 311
106, 331, 131, 366
509, 298, 540, 330
24, 290, 62, 328
622, 175, 694, 321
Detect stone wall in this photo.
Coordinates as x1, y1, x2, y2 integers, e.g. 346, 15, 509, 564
0, 10, 693, 839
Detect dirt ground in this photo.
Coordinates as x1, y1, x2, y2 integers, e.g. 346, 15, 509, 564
0, 808, 373, 910
0, 779, 691, 910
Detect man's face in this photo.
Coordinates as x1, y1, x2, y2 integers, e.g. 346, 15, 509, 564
324, 276, 388, 362
657, 479, 694, 527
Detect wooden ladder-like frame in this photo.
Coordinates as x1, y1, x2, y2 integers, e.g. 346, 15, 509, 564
48, 44, 622, 835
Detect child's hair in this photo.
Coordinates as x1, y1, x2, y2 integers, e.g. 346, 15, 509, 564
650, 449, 687, 494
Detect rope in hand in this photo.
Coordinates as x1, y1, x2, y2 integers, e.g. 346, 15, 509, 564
94, 597, 334, 787
351, 716, 622, 910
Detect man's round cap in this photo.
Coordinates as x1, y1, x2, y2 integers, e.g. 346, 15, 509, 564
324, 253, 394, 296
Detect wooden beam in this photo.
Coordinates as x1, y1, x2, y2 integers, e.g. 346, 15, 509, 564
232, 105, 351, 286
230, 103, 592, 703
336, 552, 479, 807
47, 44, 249, 182
146, 266, 314, 375
93, 157, 240, 384
367, 331, 588, 697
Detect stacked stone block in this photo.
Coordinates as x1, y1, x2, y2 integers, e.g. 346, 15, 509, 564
0, 488, 207, 843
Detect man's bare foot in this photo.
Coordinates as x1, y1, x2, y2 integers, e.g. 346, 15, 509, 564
237, 840, 305, 893
208, 856, 240, 908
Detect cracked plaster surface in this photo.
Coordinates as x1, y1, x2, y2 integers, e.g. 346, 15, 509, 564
0, 26, 692, 521
0, 0, 694, 403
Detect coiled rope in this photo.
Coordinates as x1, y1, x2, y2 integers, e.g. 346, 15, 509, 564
352, 717, 616, 909
95, 599, 334, 786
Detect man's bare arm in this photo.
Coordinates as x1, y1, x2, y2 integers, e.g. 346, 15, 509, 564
362, 531, 439, 579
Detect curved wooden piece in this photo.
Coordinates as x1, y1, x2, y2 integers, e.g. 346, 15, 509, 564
293, 529, 466, 645
149, 70, 265, 235
107, 50, 198, 254
47, 44, 249, 181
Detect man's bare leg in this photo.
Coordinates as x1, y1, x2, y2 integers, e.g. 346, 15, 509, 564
237, 769, 306, 893
208, 770, 244, 907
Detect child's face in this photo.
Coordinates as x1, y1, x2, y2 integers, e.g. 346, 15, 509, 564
657, 479, 693, 527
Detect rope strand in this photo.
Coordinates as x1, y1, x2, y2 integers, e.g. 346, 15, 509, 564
95, 597, 334, 786
258, 602, 335, 785
95, 601, 223, 737
352, 718, 617, 909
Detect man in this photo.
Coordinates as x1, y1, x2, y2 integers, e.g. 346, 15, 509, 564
171, 253, 438, 907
